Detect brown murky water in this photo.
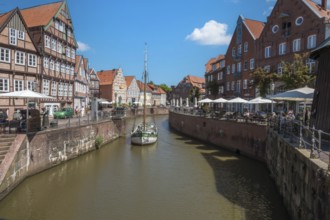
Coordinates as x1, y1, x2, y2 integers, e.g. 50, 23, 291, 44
0, 115, 290, 220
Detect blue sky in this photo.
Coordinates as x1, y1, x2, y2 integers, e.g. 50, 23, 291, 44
1, 0, 279, 86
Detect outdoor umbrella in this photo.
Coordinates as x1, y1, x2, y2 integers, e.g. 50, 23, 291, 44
0, 89, 55, 133
270, 86, 314, 101
248, 97, 273, 104
198, 98, 214, 103
212, 98, 228, 103
227, 97, 248, 103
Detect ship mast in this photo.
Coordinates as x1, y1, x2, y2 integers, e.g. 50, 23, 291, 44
143, 43, 147, 130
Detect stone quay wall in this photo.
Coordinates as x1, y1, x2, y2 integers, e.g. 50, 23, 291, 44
266, 128, 330, 220
169, 111, 330, 220
169, 111, 267, 161
0, 120, 120, 200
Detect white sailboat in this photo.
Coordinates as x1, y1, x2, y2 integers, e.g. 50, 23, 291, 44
131, 44, 158, 145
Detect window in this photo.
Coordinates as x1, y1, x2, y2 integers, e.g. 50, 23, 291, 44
57, 41, 62, 53
55, 20, 59, 30
272, 25, 279, 34
70, 66, 74, 75
14, 80, 24, 91
307, 34, 317, 49
282, 21, 291, 37
250, 59, 255, 70
43, 79, 50, 95
231, 81, 235, 91
50, 59, 55, 70
51, 81, 57, 96
71, 48, 75, 59
244, 61, 248, 70
232, 64, 235, 73
265, 46, 271, 58
69, 84, 73, 96
0, 78, 9, 92
237, 44, 242, 55
44, 57, 49, 68
220, 60, 225, 68
226, 65, 230, 74
56, 62, 60, 72
18, 31, 25, 40
59, 83, 63, 96
59, 21, 64, 32
61, 64, 65, 73
236, 80, 241, 93
226, 82, 230, 91
66, 65, 70, 75
45, 35, 51, 48
0, 47, 10, 63
66, 46, 71, 57
219, 86, 224, 94
243, 79, 248, 89
27, 80, 36, 91
218, 72, 223, 80
293, 38, 301, 52
9, 28, 17, 45
51, 38, 56, 51
295, 16, 304, 26
212, 64, 216, 71
67, 29, 72, 37
237, 62, 242, 72
232, 48, 236, 57
306, 59, 316, 74
279, 42, 287, 55
244, 42, 248, 52
264, 65, 270, 73
28, 54, 37, 67
277, 63, 284, 75
15, 51, 25, 65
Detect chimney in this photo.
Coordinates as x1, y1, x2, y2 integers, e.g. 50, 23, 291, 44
322, 0, 327, 10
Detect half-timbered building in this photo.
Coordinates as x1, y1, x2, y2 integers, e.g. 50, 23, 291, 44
21, 0, 78, 108
0, 8, 40, 117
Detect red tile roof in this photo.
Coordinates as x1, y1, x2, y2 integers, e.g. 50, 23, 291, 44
147, 84, 166, 94
303, 0, 330, 19
97, 69, 117, 86
136, 80, 152, 92
125, 76, 135, 87
244, 18, 265, 39
0, 9, 15, 29
187, 75, 205, 85
21, 1, 63, 28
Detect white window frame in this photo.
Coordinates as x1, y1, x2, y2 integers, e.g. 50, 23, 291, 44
14, 79, 24, 91
232, 48, 236, 57
231, 81, 235, 91
57, 41, 62, 53
45, 35, 51, 48
27, 80, 36, 91
50, 59, 55, 70
66, 46, 71, 57
306, 59, 316, 74
0, 78, 9, 92
28, 54, 37, 67
15, 51, 25, 65
232, 64, 235, 73
236, 80, 241, 93
307, 34, 317, 49
56, 62, 60, 72
265, 46, 271, 58
51, 38, 56, 51
44, 57, 49, 68
237, 44, 242, 55
43, 79, 50, 95
292, 38, 301, 52
51, 81, 57, 96
226, 65, 230, 75
0, 47, 10, 63
237, 62, 242, 73
243, 79, 248, 90
9, 28, 17, 45
277, 63, 284, 75
279, 42, 287, 55
250, 59, 255, 70
18, 30, 25, 40
244, 42, 248, 52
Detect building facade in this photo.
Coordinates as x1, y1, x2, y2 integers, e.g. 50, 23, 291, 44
0, 8, 40, 117
172, 75, 205, 105
21, 1, 78, 108
125, 76, 140, 105
256, 0, 330, 93
74, 55, 88, 112
148, 84, 167, 106
88, 68, 100, 99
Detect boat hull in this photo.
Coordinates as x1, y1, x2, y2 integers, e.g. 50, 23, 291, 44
131, 126, 158, 145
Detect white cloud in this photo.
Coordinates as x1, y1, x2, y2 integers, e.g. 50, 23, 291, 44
185, 20, 232, 46
77, 41, 91, 52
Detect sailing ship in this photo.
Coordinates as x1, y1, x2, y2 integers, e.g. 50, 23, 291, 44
131, 45, 158, 145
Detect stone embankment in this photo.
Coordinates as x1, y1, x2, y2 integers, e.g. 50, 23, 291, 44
0, 119, 120, 200
169, 111, 330, 220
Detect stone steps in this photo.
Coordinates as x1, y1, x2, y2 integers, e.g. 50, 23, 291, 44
0, 134, 16, 165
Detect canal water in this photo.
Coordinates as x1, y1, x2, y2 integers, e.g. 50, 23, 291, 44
0, 115, 290, 220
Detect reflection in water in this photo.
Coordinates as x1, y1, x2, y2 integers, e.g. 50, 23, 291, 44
0, 115, 290, 220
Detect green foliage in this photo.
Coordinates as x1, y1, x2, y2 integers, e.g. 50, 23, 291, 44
95, 136, 104, 149
207, 79, 219, 97
159, 83, 172, 92
280, 53, 315, 89
251, 67, 278, 97
189, 87, 201, 103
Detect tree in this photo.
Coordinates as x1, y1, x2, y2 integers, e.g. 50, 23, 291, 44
207, 79, 219, 98
189, 87, 201, 103
159, 83, 172, 93
250, 67, 278, 97
280, 53, 315, 90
